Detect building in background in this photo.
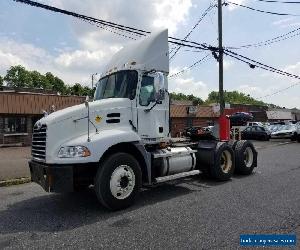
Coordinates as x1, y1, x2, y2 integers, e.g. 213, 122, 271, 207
170, 100, 219, 137
266, 109, 293, 122
0, 87, 85, 146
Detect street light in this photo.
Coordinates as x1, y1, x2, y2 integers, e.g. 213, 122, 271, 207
91, 73, 99, 89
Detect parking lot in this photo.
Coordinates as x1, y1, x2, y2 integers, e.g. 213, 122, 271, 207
0, 140, 299, 249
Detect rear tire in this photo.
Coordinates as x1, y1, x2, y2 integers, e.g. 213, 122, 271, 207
94, 152, 142, 211
234, 140, 257, 175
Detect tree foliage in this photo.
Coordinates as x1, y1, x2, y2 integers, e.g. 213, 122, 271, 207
205, 91, 267, 106
1, 65, 94, 97
170, 92, 204, 105
4, 65, 32, 88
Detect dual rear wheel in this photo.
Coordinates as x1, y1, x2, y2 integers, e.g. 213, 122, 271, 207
197, 140, 257, 181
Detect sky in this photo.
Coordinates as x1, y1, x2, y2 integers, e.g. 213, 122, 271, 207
0, 0, 300, 108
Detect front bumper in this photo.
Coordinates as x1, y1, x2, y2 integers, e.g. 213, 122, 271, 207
29, 161, 74, 192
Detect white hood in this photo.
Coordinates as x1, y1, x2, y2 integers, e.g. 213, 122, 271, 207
39, 98, 131, 126
102, 29, 169, 76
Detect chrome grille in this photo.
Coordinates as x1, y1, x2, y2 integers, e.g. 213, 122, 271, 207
32, 124, 47, 161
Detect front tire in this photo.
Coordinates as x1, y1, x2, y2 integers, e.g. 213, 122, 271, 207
94, 152, 142, 211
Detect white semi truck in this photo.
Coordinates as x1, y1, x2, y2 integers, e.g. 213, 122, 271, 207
29, 30, 257, 210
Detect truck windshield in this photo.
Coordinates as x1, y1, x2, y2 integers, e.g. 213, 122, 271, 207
94, 70, 138, 100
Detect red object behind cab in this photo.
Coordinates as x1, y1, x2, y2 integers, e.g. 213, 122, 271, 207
219, 115, 230, 141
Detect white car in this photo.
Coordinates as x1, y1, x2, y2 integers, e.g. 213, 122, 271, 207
271, 124, 298, 140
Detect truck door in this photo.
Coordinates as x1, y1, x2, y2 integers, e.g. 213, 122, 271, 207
136, 73, 168, 140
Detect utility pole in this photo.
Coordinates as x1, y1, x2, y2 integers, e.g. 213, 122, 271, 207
218, 0, 225, 115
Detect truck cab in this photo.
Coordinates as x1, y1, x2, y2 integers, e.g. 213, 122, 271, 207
29, 30, 258, 210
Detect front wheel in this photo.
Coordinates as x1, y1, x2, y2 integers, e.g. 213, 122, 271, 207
94, 152, 142, 211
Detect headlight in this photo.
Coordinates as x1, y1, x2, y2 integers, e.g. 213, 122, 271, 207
58, 146, 91, 158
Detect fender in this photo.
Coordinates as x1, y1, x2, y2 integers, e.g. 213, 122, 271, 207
47, 128, 141, 164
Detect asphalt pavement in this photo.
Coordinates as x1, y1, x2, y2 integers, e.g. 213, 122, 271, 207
0, 142, 299, 249
0, 147, 31, 180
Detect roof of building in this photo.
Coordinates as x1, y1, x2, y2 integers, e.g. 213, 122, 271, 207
266, 110, 293, 120
170, 105, 219, 118
0, 92, 85, 115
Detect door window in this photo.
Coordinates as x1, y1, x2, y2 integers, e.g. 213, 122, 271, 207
139, 76, 155, 106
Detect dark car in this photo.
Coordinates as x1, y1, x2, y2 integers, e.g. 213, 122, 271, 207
230, 112, 253, 126
241, 126, 271, 141
184, 126, 214, 140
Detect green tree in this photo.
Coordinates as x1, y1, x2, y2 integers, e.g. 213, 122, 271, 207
4, 65, 32, 87
70, 83, 84, 96
30, 70, 45, 88
206, 91, 266, 106
0, 75, 3, 86
170, 92, 204, 105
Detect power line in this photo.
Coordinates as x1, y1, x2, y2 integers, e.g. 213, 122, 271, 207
224, 49, 300, 80
13, 0, 300, 83
227, 26, 300, 49
257, 81, 300, 99
169, 54, 211, 78
169, 3, 216, 60
226, 1, 300, 16
12, 0, 213, 52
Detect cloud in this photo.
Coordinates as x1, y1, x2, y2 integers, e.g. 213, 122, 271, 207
237, 84, 262, 97
215, 59, 234, 71
46, 0, 194, 51
284, 61, 300, 76
0, 37, 97, 85
272, 17, 300, 28
223, 60, 234, 70
153, 0, 193, 34
55, 49, 109, 71
1, 0, 195, 85
169, 67, 209, 100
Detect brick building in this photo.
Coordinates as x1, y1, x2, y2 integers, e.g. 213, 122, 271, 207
0, 88, 85, 146
170, 101, 219, 137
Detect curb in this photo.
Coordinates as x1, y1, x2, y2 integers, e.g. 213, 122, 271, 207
0, 177, 31, 187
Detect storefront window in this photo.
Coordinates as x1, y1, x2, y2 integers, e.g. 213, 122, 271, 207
4, 117, 27, 133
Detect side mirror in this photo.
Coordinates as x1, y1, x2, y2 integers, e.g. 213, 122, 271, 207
153, 72, 165, 102
85, 96, 90, 108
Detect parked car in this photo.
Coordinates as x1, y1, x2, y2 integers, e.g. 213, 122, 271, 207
271, 124, 298, 140
268, 124, 282, 133
241, 126, 271, 141
247, 122, 263, 127
230, 112, 253, 126
185, 126, 215, 140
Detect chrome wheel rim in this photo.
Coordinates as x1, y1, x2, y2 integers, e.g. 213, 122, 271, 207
110, 165, 135, 200
244, 147, 254, 168
221, 150, 232, 173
